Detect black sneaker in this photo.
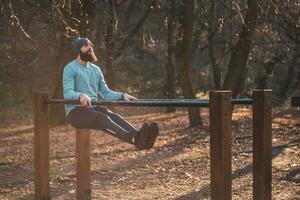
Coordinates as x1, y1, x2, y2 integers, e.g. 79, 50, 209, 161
134, 122, 150, 150
145, 122, 159, 150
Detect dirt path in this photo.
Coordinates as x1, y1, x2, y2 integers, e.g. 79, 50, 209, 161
0, 107, 299, 199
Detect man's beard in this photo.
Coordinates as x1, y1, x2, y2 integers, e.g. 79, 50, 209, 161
79, 50, 98, 62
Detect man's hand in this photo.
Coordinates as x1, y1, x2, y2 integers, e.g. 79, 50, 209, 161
122, 93, 138, 101
79, 93, 91, 107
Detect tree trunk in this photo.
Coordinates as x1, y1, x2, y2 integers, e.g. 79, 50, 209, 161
223, 0, 260, 98
165, 0, 176, 113
208, 0, 222, 89
278, 64, 294, 103
113, 0, 155, 60
256, 63, 274, 89
78, 0, 90, 37
289, 27, 300, 97
50, 0, 90, 126
256, 53, 285, 89
105, 0, 116, 89
50, 35, 73, 126
179, 0, 202, 127
279, 41, 300, 103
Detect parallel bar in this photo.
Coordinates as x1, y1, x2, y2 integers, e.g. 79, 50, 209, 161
253, 90, 272, 200
136, 99, 253, 104
210, 91, 232, 200
46, 99, 210, 107
34, 92, 50, 200
45, 98, 253, 107
231, 99, 253, 105
131, 99, 253, 104
76, 129, 91, 200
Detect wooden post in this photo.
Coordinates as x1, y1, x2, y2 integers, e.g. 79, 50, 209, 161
253, 90, 272, 200
34, 92, 50, 200
76, 129, 91, 200
209, 91, 232, 200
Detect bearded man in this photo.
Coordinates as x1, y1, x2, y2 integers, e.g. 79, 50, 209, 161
63, 38, 159, 150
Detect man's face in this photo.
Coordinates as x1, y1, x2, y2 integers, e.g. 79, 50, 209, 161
79, 43, 98, 62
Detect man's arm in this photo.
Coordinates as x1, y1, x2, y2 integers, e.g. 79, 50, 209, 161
63, 66, 81, 100
98, 69, 123, 100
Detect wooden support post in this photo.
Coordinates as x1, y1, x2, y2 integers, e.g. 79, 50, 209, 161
209, 91, 232, 200
76, 129, 91, 200
253, 90, 272, 200
34, 92, 50, 200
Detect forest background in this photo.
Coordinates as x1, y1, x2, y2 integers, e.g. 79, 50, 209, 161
0, 0, 299, 126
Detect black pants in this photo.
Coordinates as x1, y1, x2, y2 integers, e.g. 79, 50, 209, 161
66, 106, 138, 144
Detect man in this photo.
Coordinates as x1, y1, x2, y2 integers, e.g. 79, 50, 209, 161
63, 37, 159, 150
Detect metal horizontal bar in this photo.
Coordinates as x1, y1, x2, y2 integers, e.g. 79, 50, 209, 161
231, 99, 253, 105
45, 98, 253, 107
46, 99, 210, 107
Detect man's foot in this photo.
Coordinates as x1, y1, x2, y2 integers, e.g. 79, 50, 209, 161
145, 122, 159, 150
134, 122, 150, 150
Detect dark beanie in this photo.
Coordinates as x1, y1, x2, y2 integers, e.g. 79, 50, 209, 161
73, 37, 93, 55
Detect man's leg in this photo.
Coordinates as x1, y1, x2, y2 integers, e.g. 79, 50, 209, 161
93, 107, 159, 150
67, 106, 135, 144
94, 107, 138, 133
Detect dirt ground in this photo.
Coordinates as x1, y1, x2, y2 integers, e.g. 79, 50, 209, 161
0, 106, 299, 199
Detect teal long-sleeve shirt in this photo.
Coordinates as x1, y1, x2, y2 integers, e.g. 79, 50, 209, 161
63, 59, 123, 116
